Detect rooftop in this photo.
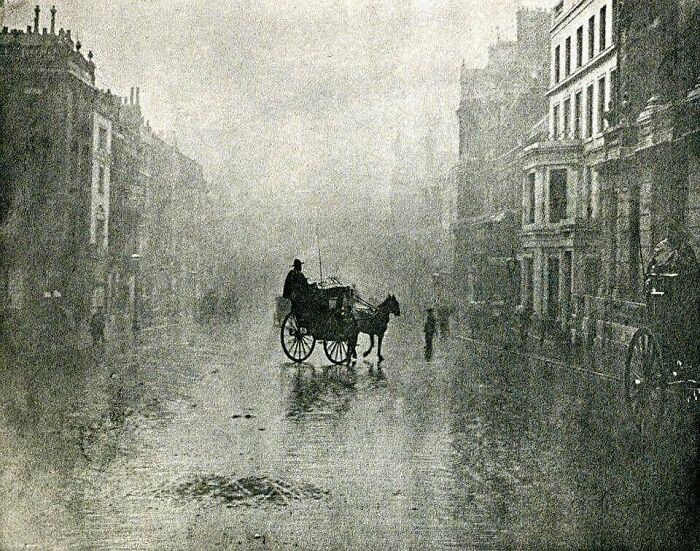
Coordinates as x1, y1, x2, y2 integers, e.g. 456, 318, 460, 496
0, 5, 95, 85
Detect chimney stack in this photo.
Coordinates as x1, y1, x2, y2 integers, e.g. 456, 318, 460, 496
135, 87, 140, 106
50, 6, 56, 34
33, 5, 40, 33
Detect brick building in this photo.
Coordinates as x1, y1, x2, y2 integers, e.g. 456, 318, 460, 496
0, 7, 208, 346
452, 8, 550, 309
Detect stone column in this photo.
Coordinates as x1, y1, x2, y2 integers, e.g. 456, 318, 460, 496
532, 249, 543, 316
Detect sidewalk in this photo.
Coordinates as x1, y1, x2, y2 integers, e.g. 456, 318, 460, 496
454, 323, 620, 382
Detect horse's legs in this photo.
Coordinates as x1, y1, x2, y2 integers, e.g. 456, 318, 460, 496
348, 334, 358, 359
377, 332, 384, 363
363, 334, 374, 357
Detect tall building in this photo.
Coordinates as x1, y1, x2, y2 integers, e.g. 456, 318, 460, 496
567, 0, 700, 354
453, 7, 550, 309
0, 7, 208, 344
520, 0, 617, 329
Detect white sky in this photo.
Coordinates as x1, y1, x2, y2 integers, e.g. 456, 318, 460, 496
3, 0, 554, 195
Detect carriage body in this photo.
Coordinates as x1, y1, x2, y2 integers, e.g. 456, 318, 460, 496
623, 269, 700, 421
280, 284, 357, 364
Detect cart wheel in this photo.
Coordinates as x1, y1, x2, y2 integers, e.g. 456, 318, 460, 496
324, 340, 349, 365
624, 327, 665, 424
281, 313, 315, 363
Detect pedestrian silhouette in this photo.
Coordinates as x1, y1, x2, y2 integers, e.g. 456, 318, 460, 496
90, 307, 106, 347
424, 308, 437, 360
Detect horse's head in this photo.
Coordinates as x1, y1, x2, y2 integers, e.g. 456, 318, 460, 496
388, 294, 400, 316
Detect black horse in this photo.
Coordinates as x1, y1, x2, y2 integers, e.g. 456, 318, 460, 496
349, 294, 400, 364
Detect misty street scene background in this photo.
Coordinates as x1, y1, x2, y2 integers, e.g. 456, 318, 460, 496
1, 0, 699, 549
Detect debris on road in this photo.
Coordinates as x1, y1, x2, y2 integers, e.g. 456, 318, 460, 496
165, 474, 329, 508
231, 413, 256, 419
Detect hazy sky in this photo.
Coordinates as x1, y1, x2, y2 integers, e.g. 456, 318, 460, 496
3, 0, 553, 194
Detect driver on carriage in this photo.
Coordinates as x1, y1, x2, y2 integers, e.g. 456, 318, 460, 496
283, 258, 322, 322
283, 259, 309, 304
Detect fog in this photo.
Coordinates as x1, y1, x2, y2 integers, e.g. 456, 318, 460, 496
2, 0, 552, 310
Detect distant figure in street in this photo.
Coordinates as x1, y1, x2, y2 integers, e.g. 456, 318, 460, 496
90, 307, 106, 347
424, 308, 437, 360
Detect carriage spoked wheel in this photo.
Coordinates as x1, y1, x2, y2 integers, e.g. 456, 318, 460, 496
323, 340, 349, 365
280, 312, 315, 363
624, 327, 666, 430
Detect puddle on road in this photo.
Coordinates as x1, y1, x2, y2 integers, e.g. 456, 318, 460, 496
164, 474, 329, 508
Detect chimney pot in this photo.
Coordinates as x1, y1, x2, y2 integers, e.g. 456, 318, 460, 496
66, 29, 71, 39
50, 6, 57, 34
130, 87, 134, 105
27, 26, 32, 33
136, 87, 140, 106
76, 40, 81, 51
34, 5, 40, 33
88, 50, 93, 61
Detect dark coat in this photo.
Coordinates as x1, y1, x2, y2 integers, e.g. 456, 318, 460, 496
424, 313, 437, 337
283, 269, 308, 301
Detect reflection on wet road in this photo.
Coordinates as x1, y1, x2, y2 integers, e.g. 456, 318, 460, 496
0, 317, 697, 549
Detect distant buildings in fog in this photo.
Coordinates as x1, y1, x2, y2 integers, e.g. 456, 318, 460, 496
0, 6, 210, 344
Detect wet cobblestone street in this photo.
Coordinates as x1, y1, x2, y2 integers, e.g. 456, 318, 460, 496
1, 315, 698, 550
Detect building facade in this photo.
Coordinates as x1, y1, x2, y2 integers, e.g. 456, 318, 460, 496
453, 8, 550, 310
0, 8, 208, 346
570, 0, 700, 357
520, 0, 617, 330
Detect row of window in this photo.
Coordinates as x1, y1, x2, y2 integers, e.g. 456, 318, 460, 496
552, 68, 616, 139
553, 1, 615, 85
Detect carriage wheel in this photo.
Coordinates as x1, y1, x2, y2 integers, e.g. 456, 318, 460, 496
323, 340, 349, 365
624, 327, 665, 426
280, 313, 315, 362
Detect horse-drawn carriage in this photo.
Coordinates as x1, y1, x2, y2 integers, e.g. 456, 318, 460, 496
280, 283, 358, 364
623, 256, 700, 420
